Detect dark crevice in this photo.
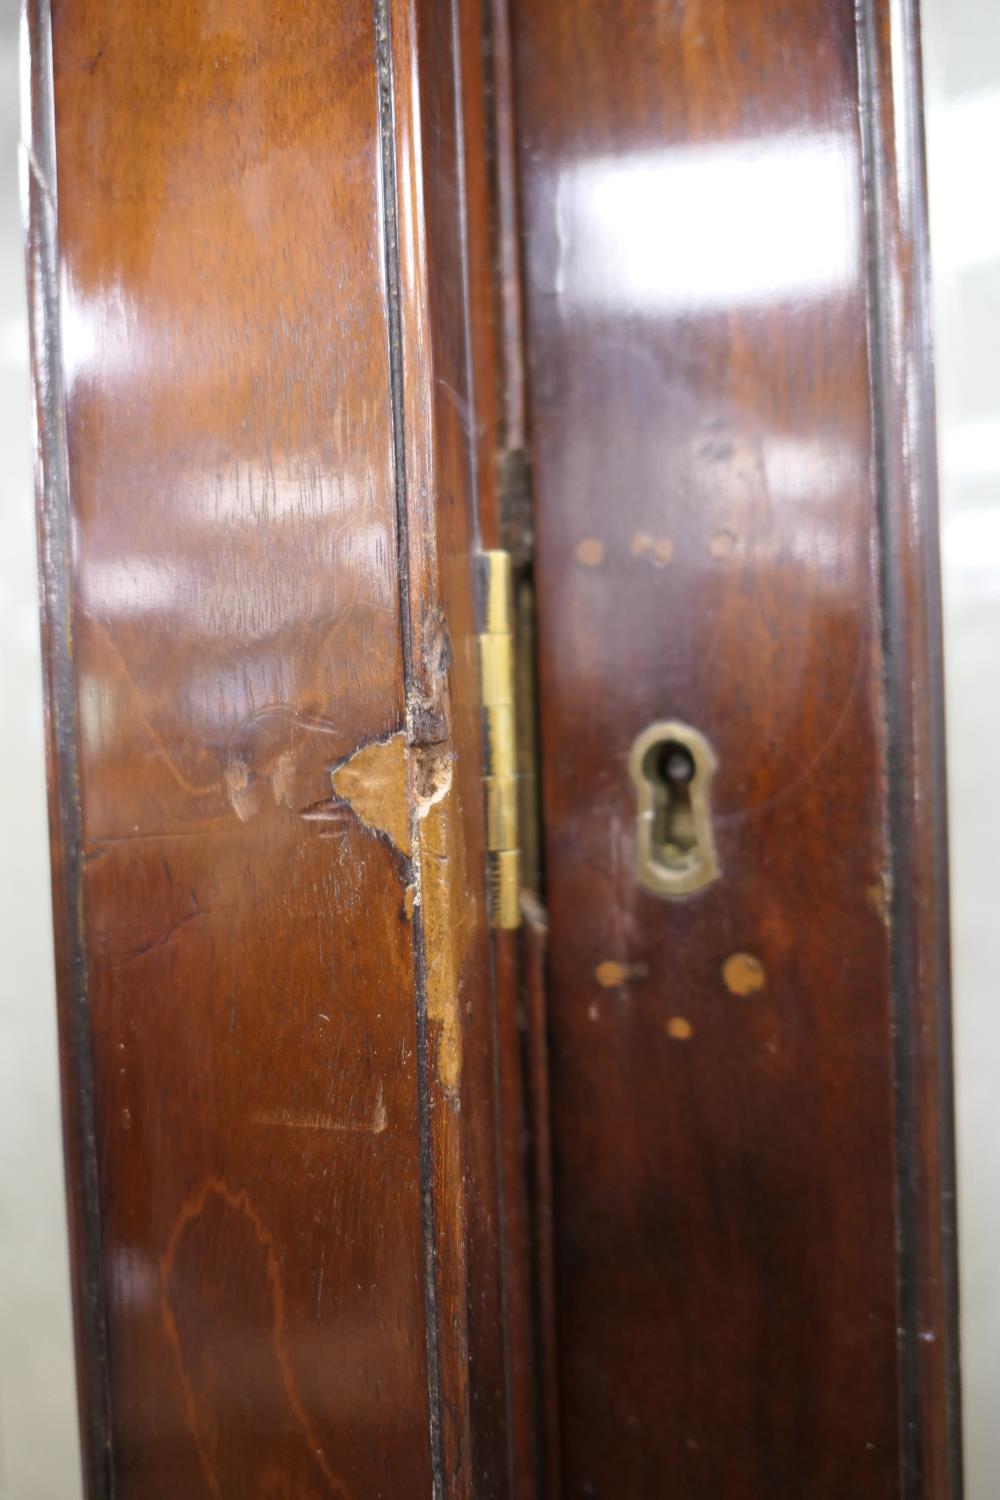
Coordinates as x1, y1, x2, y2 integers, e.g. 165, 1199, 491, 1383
371, 4, 446, 1496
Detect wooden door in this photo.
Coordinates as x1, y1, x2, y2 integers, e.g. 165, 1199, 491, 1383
27, 0, 958, 1497
25, 1, 509, 1496
505, 0, 959, 1496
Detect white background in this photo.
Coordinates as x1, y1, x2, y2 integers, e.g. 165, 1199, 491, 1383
924, 0, 1000, 1490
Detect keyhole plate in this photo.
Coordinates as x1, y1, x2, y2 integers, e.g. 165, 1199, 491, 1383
628, 721, 719, 897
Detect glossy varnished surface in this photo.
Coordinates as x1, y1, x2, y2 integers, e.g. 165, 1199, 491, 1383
29, 0, 955, 1493
510, 0, 954, 1494
39, 2, 441, 1493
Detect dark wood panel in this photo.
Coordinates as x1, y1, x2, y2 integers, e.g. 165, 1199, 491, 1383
28, 0, 511, 1494
508, 0, 957, 1495
48, 4, 433, 1494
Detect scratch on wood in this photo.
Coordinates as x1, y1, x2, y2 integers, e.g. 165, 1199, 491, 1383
867, 868, 893, 926
116, 896, 204, 966
329, 731, 411, 855
413, 750, 473, 1100
319, 726, 470, 1098
224, 758, 258, 822
252, 1086, 388, 1135
89, 616, 223, 799
271, 749, 297, 809
406, 604, 453, 747
594, 958, 648, 988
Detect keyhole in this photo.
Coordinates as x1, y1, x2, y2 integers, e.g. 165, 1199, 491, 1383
643, 740, 697, 871
628, 722, 719, 897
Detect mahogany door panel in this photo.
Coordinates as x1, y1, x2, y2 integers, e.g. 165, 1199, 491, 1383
507, 0, 958, 1496
26, 0, 507, 1496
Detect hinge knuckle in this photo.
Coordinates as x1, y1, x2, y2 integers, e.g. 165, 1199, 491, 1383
478, 550, 521, 929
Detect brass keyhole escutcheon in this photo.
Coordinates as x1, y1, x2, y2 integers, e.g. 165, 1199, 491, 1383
628, 721, 719, 897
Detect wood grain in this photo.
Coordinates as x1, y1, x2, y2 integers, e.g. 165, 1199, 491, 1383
508, 0, 958, 1494
30, 0, 508, 1493
29, 0, 958, 1493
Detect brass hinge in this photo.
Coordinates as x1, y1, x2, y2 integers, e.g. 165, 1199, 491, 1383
477, 549, 521, 929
